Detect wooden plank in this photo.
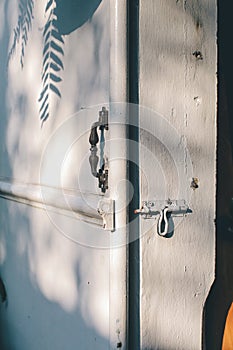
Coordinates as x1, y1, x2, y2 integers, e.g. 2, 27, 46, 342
109, 0, 128, 348
0, 178, 103, 226
0, 1, 112, 349
139, 0, 217, 348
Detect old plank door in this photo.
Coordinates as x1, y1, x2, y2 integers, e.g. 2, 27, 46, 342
138, 1, 217, 349
0, 1, 128, 349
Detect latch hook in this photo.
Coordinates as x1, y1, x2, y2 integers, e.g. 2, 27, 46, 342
157, 207, 169, 237
134, 199, 190, 237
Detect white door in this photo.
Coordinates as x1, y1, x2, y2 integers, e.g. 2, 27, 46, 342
138, 1, 217, 349
0, 1, 128, 349
0, 1, 218, 349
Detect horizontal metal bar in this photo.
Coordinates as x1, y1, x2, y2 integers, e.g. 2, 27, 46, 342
134, 199, 189, 218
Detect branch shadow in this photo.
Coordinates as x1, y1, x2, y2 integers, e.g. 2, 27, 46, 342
8, 0, 102, 124
8, 0, 34, 68
40, 0, 102, 124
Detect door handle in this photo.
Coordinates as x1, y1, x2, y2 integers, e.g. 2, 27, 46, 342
89, 107, 109, 193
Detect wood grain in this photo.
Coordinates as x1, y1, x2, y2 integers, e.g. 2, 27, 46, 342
139, 0, 217, 348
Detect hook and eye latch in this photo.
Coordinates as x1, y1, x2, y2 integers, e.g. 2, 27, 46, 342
134, 199, 190, 237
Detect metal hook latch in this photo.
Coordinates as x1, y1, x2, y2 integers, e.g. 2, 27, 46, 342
89, 107, 109, 193
157, 207, 170, 237
134, 199, 190, 237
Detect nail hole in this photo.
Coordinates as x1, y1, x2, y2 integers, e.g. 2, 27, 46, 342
192, 51, 203, 60
191, 177, 199, 190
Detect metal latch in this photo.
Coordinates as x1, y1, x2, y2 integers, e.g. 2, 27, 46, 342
89, 107, 109, 193
134, 199, 190, 237
97, 199, 115, 231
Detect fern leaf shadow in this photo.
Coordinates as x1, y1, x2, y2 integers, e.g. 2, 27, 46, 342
8, 0, 103, 124
8, 0, 34, 68
39, 0, 102, 124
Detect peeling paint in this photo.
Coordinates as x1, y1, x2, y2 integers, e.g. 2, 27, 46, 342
194, 96, 202, 106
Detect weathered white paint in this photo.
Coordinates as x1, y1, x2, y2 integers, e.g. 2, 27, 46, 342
109, 0, 128, 348
0, 179, 104, 226
139, 0, 217, 349
0, 0, 217, 348
0, 0, 115, 349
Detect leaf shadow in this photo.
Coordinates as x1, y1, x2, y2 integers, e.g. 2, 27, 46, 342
8, 0, 34, 68
8, 0, 103, 124
39, 0, 64, 125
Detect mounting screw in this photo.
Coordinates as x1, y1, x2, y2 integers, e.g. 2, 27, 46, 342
191, 177, 199, 190
192, 50, 203, 60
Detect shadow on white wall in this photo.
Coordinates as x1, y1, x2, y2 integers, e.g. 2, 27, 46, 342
0, 0, 111, 349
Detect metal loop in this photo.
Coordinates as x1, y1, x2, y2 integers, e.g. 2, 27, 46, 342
157, 207, 169, 237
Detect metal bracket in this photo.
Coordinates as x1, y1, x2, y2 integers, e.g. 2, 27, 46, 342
97, 199, 115, 232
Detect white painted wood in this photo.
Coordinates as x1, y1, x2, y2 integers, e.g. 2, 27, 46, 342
0, 179, 103, 226
109, 1, 128, 348
139, 0, 217, 349
0, 1, 118, 349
